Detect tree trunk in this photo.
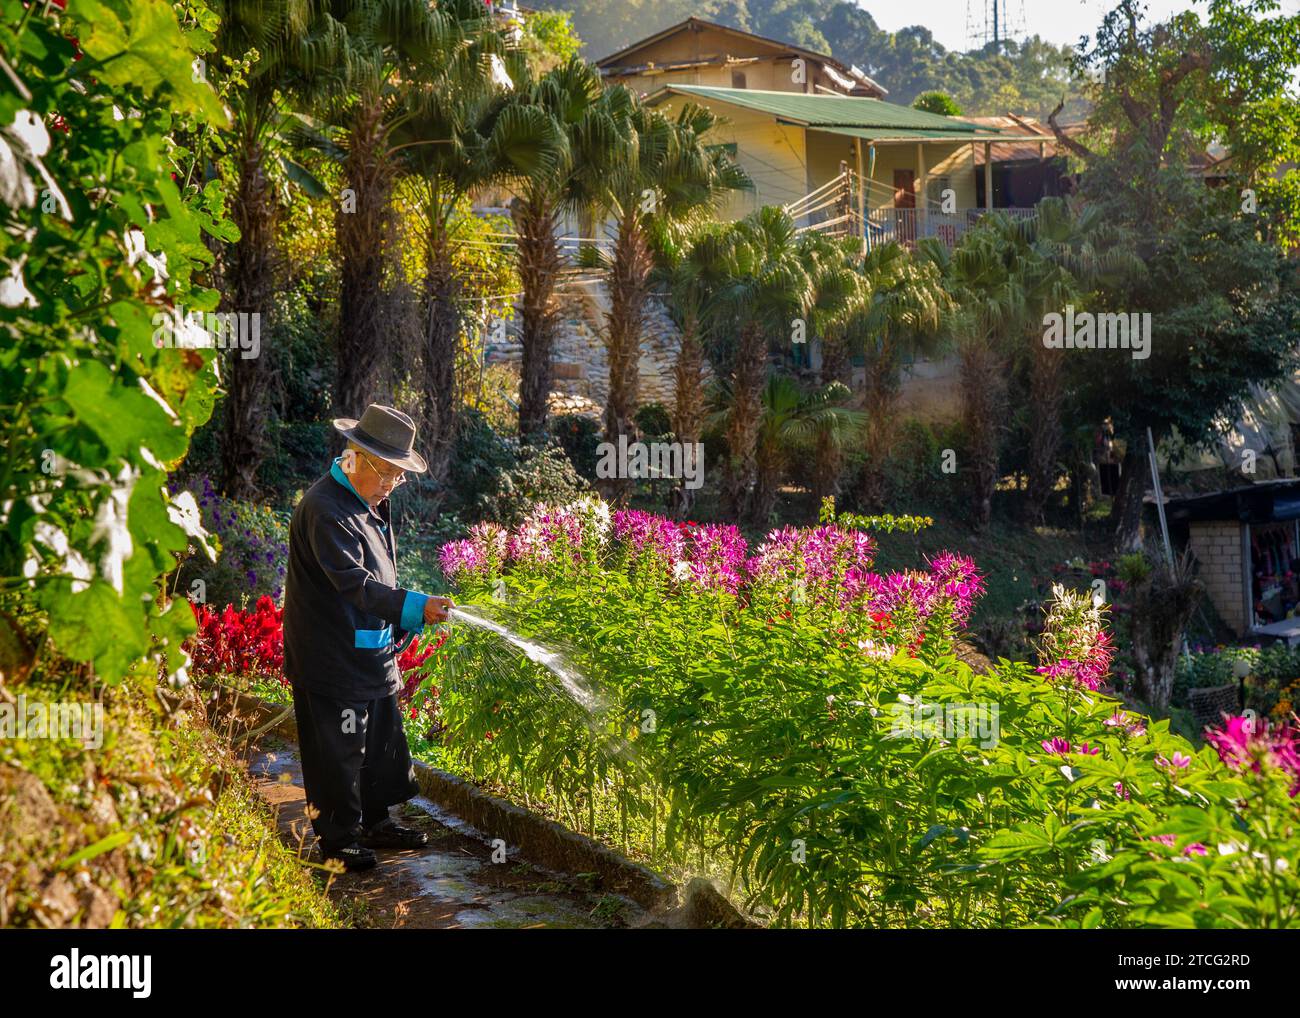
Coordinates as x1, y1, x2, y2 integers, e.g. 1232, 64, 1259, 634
603, 206, 651, 494
219, 133, 277, 498
1111, 445, 1147, 553
959, 334, 1007, 530
420, 219, 462, 487
515, 195, 562, 441
819, 327, 851, 387
1026, 333, 1064, 523
726, 322, 766, 520
670, 310, 704, 517
335, 95, 394, 431
812, 328, 852, 505
753, 433, 780, 525
1130, 553, 1204, 710
857, 350, 898, 512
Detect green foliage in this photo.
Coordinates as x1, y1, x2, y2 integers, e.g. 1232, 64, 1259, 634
424, 530, 1300, 928
912, 91, 962, 116
0, 0, 232, 682
550, 413, 603, 480
521, 9, 583, 72
0, 671, 345, 927
173, 476, 290, 610
448, 408, 590, 526
818, 496, 932, 535
633, 401, 672, 438
1116, 552, 1152, 585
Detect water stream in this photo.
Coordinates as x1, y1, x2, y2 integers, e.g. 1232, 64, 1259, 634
446, 604, 606, 715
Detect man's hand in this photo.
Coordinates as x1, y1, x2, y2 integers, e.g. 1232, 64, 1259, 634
423, 595, 454, 625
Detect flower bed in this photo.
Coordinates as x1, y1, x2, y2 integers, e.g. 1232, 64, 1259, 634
409, 497, 1300, 928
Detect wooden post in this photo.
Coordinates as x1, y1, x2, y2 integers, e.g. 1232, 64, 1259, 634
855, 137, 866, 254
916, 142, 927, 240
984, 142, 993, 210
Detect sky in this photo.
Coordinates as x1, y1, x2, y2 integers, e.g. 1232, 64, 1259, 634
865, 0, 1300, 53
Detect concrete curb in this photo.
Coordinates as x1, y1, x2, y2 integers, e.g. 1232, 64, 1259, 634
225, 689, 760, 928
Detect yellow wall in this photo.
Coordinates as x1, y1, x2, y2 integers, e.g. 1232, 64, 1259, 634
655, 95, 809, 220
860, 141, 978, 209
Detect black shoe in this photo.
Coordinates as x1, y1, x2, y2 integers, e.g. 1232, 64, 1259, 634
321, 841, 378, 871
360, 817, 429, 850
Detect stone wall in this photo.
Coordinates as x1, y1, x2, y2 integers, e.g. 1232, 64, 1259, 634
483, 275, 706, 412
1188, 520, 1248, 634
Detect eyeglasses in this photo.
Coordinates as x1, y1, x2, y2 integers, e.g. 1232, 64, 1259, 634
358, 451, 407, 490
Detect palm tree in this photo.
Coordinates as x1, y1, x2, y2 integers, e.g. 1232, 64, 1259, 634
935, 223, 1028, 529
654, 222, 725, 516
512, 60, 634, 440
208, 0, 345, 497
599, 99, 749, 490
319, 0, 484, 432
849, 240, 950, 510
383, 0, 562, 483
1011, 199, 1138, 522
797, 232, 866, 504
700, 207, 813, 520
752, 377, 864, 524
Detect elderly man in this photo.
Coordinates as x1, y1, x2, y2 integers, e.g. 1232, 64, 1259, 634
283, 404, 453, 871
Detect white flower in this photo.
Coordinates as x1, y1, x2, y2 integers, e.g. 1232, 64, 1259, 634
857, 638, 894, 659
33, 521, 94, 592
124, 228, 169, 283
671, 560, 692, 583
0, 258, 36, 308
88, 468, 137, 594
10, 109, 49, 156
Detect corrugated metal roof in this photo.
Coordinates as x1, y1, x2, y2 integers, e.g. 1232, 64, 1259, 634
817, 126, 1017, 142
649, 85, 1018, 135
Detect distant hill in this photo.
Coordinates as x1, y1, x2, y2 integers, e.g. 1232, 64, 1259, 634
536, 0, 1089, 120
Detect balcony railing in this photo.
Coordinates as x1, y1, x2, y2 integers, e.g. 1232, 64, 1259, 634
862, 207, 1036, 249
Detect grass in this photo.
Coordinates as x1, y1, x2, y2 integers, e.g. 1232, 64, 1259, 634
0, 668, 346, 928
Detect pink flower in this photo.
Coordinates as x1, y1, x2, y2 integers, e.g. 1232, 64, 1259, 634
1115, 781, 1130, 800
1205, 714, 1300, 797
1041, 738, 1072, 755
1156, 752, 1192, 771
1104, 710, 1147, 737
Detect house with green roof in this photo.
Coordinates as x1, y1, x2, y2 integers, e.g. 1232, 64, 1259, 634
644, 83, 1025, 249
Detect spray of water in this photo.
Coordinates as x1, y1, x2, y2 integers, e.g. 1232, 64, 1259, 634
447, 604, 606, 715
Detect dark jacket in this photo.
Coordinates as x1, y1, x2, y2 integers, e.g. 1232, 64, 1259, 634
283, 459, 428, 699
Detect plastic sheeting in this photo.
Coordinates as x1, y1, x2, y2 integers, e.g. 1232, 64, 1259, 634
1160, 376, 1300, 480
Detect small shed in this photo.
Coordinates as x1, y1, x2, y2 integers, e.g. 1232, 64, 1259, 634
1167, 480, 1300, 636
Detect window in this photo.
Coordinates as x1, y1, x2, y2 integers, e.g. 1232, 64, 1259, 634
731, 70, 747, 89
926, 175, 951, 206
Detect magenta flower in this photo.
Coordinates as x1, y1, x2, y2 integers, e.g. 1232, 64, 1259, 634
440, 539, 486, 583
1205, 715, 1300, 797
1041, 737, 1072, 755
613, 509, 686, 572
682, 523, 748, 594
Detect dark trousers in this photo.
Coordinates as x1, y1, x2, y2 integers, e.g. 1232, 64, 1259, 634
290, 683, 420, 851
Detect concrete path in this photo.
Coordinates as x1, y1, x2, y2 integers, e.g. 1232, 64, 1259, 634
246, 735, 646, 929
